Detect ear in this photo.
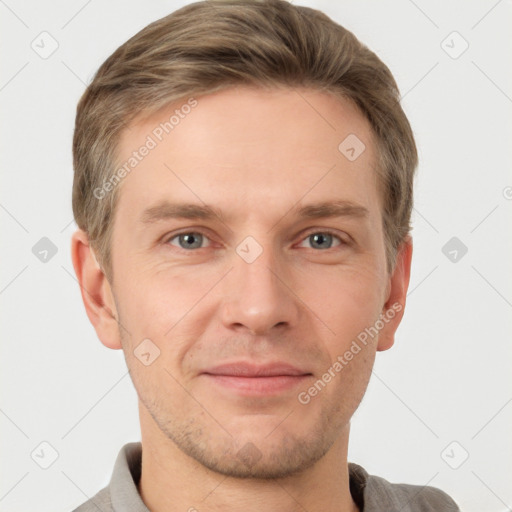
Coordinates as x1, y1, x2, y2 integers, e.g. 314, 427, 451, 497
70, 229, 122, 350
376, 236, 413, 352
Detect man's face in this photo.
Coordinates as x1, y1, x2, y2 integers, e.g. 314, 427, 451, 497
108, 86, 394, 478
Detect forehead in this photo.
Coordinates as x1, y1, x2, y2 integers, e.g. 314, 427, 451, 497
114, 86, 380, 224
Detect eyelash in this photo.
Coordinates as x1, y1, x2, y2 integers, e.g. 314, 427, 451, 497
163, 228, 350, 253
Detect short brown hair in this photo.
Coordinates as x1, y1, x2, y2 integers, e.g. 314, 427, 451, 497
72, 0, 417, 281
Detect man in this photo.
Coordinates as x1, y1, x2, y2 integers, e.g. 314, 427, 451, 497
70, 0, 460, 510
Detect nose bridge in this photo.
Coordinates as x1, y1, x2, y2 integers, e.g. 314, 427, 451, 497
220, 234, 299, 334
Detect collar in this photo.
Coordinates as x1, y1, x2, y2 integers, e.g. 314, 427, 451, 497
108, 442, 368, 511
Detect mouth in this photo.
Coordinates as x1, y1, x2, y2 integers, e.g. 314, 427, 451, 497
201, 362, 313, 395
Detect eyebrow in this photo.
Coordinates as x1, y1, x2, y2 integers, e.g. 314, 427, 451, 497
139, 199, 369, 224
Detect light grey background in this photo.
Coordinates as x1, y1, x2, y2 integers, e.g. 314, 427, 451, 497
1, 1, 511, 511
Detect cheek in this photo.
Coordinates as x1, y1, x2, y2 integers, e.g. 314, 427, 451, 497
295, 263, 385, 340
332, 345, 376, 418
296, 334, 376, 430
117, 264, 201, 326
114, 266, 216, 373
118, 257, 384, 338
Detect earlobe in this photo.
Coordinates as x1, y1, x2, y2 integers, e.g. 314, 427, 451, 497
377, 236, 413, 352
70, 229, 122, 350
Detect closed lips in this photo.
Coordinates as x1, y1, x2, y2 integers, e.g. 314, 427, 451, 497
202, 362, 312, 377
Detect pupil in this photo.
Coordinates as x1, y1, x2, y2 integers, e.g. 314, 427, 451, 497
313, 233, 330, 249
182, 233, 200, 248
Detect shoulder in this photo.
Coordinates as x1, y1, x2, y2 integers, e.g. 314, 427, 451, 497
71, 486, 112, 512
349, 463, 460, 512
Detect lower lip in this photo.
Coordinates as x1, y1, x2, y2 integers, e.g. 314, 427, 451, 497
203, 374, 311, 395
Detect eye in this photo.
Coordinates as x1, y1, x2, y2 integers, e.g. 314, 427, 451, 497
297, 230, 346, 250
167, 231, 211, 250
164, 229, 348, 253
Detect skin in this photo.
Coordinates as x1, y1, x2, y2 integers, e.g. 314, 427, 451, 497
72, 85, 412, 512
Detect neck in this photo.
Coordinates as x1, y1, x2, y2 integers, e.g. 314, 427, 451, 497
137, 403, 359, 512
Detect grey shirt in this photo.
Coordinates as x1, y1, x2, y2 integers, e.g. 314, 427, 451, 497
73, 442, 460, 511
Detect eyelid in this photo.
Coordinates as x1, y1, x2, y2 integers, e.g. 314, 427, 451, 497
299, 227, 349, 242
164, 229, 215, 249
163, 226, 351, 251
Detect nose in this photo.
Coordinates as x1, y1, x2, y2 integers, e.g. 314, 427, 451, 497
220, 241, 301, 336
